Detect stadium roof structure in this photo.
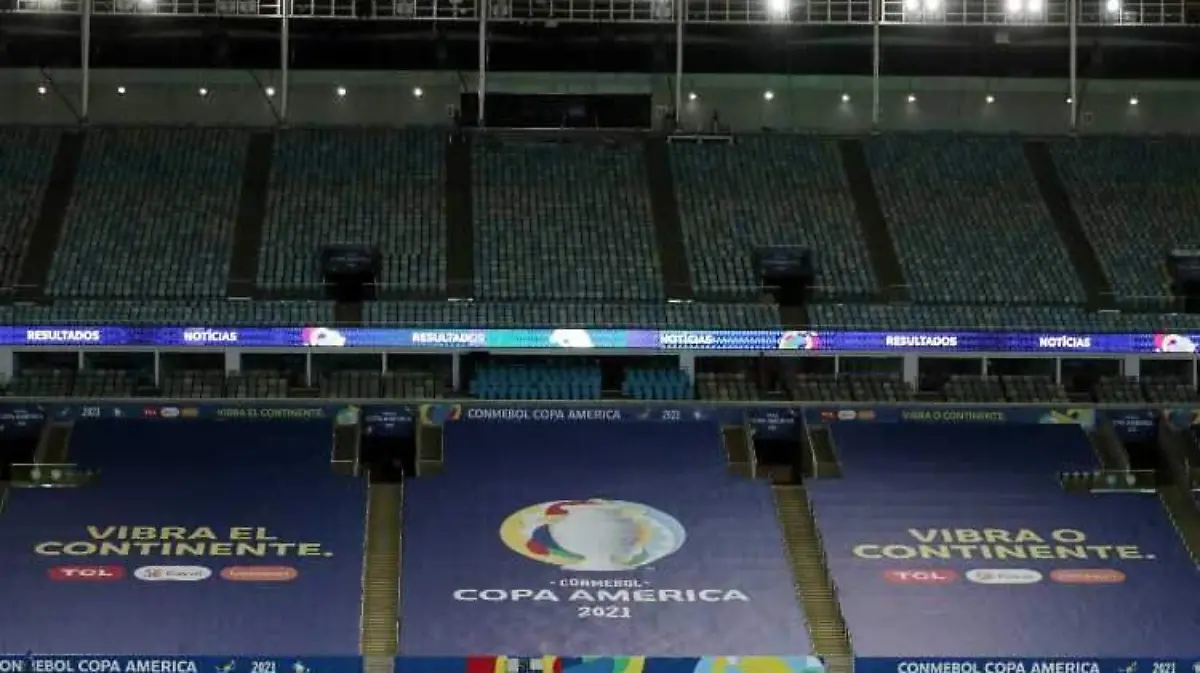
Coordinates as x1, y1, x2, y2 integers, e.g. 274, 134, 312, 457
1, 0, 1198, 126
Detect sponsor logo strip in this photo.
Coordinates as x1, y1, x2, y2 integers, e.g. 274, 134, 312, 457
220, 565, 299, 582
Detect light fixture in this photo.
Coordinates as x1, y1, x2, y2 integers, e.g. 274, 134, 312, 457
413, 87, 424, 98
1105, 0, 1119, 12
904, 0, 919, 9
198, 87, 208, 97
1066, 97, 1073, 104
117, 86, 127, 95
336, 86, 347, 98
1028, 0, 1043, 11
985, 94, 995, 104
841, 93, 851, 103
37, 85, 47, 95
923, 0, 940, 10
907, 94, 917, 103
1129, 96, 1139, 106
1005, 0, 1022, 13
265, 86, 276, 98
763, 90, 775, 101
688, 92, 698, 101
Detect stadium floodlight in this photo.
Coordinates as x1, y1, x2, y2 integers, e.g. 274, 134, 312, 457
907, 93, 917, 103
37, 85, 47, 95
985, 94, 995, 104
841, 93, 851, 102
763, 90, 775, 101
198, 87, 209, 97
1104, 0, 1119, 12
413, 87, 424, 98
1129, 96, 1139, 106
336, 86, 348, 98
1005, 0, 1022, 12
1027, 0, 1042, 11
765, 0, 788, 19
265, 86, 276, 98
117, 86, 127, 95
689, 92, 698, 101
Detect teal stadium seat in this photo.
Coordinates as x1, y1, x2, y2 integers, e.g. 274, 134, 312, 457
866, 135, 1084, 304
472, 141, 661, 300
0, 127, 58, 289
469, 364, 602, 400
670, 136, 876, 299
622, 368, 692, 400
1050, 138, 1200, 310
365, 300, 780, 328
47, 129, 246, 298
259, 129, 446, 293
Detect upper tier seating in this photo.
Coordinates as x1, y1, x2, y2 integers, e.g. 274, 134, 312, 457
473, 141, 661, 300
365, 300, 780, 328
1, 299, 334, 325
671, 136, 875, 299
810, 302, 1200, 331
866, 135, 1084, 304
48, 129, 245, 298
0, 127, 58, 290
1050, 137, 1200, 309
260, 129, 445, 293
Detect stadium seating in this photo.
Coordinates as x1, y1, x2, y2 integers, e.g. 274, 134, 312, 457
808, 422, 1200, 657
0, 419, 365, 655
259, 129, 446, 293
865, 135, 1084, 304
401, 420, 812, 656
48, 128, 246, 298
3, 299, 334, 325
1050, 137, 1200, 309
0, 127, 58, 290
622, 367, 692, 400
473, 140, 661, 300
469, 363, 602, 400
671, 136, 876, 299
809, 301, 1200, 331
365, 300, 780, 328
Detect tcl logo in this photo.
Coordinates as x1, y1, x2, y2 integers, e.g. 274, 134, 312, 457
48, 565, 126, 582
1050, 568, 1127, 584
883, 569, 959, 584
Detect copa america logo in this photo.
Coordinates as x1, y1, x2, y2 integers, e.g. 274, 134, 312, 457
500, 499, 686, 571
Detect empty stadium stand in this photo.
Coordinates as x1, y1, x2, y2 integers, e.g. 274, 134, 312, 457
0, 127, 61, 290
1050, 137, 1200, 310
47, 128, 247, 298
259, 129, 446, 295
807, 421, 1200, 658
670, 136, 876, 300
0, 418, 366, 656
472, 139, 662, 300
400, 419, 813, 656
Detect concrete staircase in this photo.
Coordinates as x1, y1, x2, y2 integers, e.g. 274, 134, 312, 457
772, 485, 852, 673
1159, 486, 1200, 566
360, 482, 402, 673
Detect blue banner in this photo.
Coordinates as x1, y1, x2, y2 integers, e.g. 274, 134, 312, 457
5, 326, 1200, 353
0, 655, 363, 673
854, 659, 1198, 673
805, 406, 1097, 428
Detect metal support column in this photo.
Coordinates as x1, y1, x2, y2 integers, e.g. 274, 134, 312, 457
871, 0, 881, 130
478, 0, 489, 127
281, 0, 291, 122
1068, 0, 1077, 132
81, 0, 92, 121
674, 0, 684, 125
